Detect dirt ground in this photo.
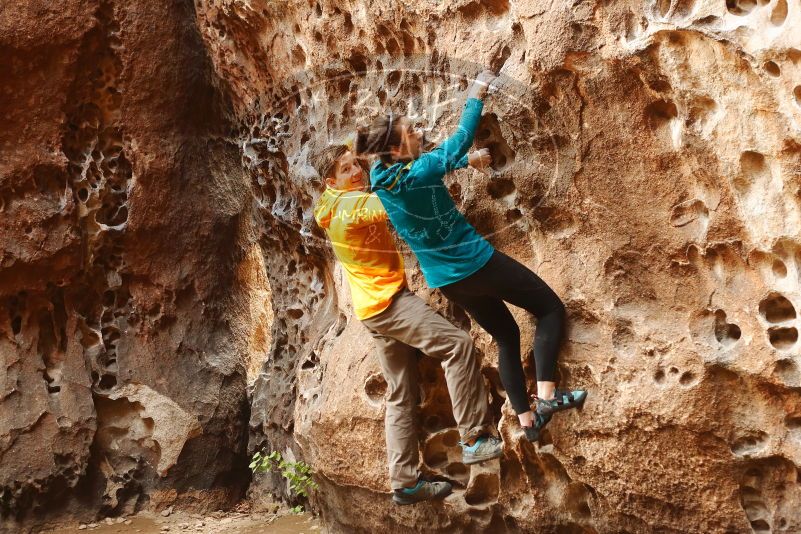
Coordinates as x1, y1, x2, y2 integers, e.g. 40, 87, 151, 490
39, 508, 322, 534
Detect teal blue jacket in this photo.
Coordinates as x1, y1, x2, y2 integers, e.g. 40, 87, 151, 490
369, 98, 495, 288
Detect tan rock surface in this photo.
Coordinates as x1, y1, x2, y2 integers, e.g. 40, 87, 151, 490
194, 0, 801, 532
1, 0, 252, 531
2, 0, 801, 533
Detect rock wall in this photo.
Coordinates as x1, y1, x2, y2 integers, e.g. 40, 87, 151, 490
0, 0, 254, 531
194, 0, 801, 532
3, 0, 801, 532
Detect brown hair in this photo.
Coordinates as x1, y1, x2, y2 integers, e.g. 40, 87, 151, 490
311, 144, 349, 181
355, 112, 405, 165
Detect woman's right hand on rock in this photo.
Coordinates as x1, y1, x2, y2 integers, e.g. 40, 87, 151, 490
467, 69, 497, 100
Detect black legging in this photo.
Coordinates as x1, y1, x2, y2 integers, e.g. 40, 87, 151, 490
440, 250, 565, 414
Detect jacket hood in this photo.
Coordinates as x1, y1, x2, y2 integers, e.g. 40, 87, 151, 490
370, 160, 408, 189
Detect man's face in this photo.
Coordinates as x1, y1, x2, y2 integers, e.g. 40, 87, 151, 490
326, 150, 366, 191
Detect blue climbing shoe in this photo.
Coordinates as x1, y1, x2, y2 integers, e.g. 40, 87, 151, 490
461, 434, 504, 465
524, 410, 552, 442
536, 389, 588, 416
392, 479, 452, 505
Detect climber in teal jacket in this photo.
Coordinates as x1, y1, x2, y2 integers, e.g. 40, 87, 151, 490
364, 96, 493, 288
356, 69, 587, 442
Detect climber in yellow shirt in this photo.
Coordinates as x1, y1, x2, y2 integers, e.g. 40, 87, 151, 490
312, 144, 503, 506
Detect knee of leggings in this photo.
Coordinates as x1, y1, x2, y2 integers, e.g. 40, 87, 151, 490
493, 322, 520, 349
544, 298, 566, 323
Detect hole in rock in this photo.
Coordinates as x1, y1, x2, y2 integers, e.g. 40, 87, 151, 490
489, 44, 512, 74
483, 0, 511, 16
726, 0, 757, 16
442, 432, 459, 448
489, 145, 507, 168
347, 52, 366, 74
103, 290, 116, 307
763, 61, 781, 77
458, 0, 510, 20
685, 96, 718, 126
672, 0, 697, 18
751, 520, 771, 532
78, 188, 89, 202
564, 483, 593, 519
772, 259, 787, 278
98, 374, 117, 390
401, 31, 415, 55
465, 472, 500, 506
732, 432, 768, 456
474, 114, 515, 172
423, 430, 460, 468
696, 15, 720, 25
387, 70, 401, 89
487, 178, 515, 199
771, 0, 787, 25
364, 373, 387, 401
768, 327, 798, 350
741, 485, 769, 526
505, 208, 523, 222
786, 415, 801, 429
644, 99, 678, 129
386, 38, 401, 58
669, 199, 708, 227
424, 415, 442, 431
654, 369, 666, 384
11, 315, 22, 335
794, 86, 801, 106
448, 182, 463, 205
679, 371, 696, 386
446, 463, 467, 477
759, 292, 796, 323
426, 448, 448, 467
740, 151, 768, 185
656, 0, 671, 18
147, 303, 161, 318
714, 310, 741, 346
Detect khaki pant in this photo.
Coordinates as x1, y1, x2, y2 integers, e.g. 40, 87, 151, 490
361, 287, 492, 490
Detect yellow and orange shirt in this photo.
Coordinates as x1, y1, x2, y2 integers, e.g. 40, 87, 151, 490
313, 187, 406, 320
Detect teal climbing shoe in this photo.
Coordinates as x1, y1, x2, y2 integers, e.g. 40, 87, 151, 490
392, 479, 452, 506
461, 434, 504, 465
536, 388, 588, 416
524, 410, 552, 442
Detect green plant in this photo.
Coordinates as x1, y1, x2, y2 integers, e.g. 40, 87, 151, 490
249, 450, 319, 498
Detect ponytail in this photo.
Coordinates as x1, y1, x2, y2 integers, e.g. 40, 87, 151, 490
355, 112, 405, 165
